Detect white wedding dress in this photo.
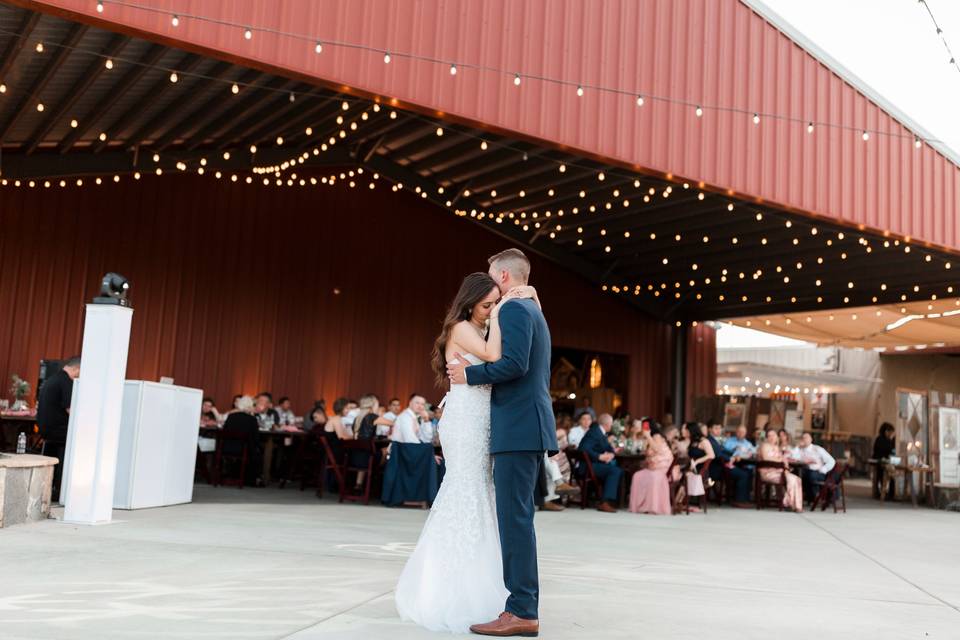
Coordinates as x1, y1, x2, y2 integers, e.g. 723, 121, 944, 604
395, 353, 508, 633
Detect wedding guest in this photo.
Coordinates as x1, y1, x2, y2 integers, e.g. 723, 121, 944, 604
542, 428, 577, 511
342, 399, 360, 434
254, 393, 279, 430
37, 355, 81, 503
224, 394, 242, 417
380, 397, 402, 437
222, 395, 264, 487
778, 429, 794, 453
348, 394, 392, 490
577, 413, 623, 513
628, 424, 674, 515
758, 428, 803, 512
708, 421, 751, 506
568, 412, 593, 448
573, 397, 597, 422
303, 399, 327, 432
794, 432, 836, 501
391, 394, 433, 444
684, 422, 715, 511
723, 424, 757, 460
200, 397, 222, 427
872, 422, 897, 499
276, 397, 296, 426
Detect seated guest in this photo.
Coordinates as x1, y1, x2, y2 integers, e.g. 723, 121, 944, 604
568, 412, 593, 448
200, 397, 221, 427
380, 398, 402, 437
707, 421, 752, 506
684, 422, 715, 511
723, 424, 757, 460
793, 432, 836, 501
348, 394, 393, 489
778, 429, 794, 454
275, 396, 296, 426
302, 399, 327, 432
758, 428, 803, 512
342, 399, 360, 434
391, 394, 433, 444
872, 422, 896, 499
573, 397, 597, 422
577, 413, 623, 513
628, 418, 649, 441
542, 428, 577, 511
224, 394, 242, 417
222, 395, 264, 487
254, 392, 279, 430
629, 424, 674, 515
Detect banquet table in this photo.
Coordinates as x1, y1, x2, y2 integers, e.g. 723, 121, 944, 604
199, 426, 309, 484
0, 412, 37, 452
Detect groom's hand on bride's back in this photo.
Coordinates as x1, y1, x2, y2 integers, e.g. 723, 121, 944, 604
447, 352, 468, 385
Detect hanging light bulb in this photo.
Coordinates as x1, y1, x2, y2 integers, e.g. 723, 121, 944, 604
70, 118, 78, 128
752, 112, 760, 125
383, 52, 391, 63
807, 122, 814, 133
576, 85, 584, 97
695, 105, 703, 117
914, 136, 922, 149
35, 42, 44, 53
243, 28, 253, 40
171, 14, 179, 27
249, 144, 257, 154
99, 132, 107, 141
169, 71, 178, 83
514, 73, 521, 86
314, 41, 323, 54
480, 140, 488, 150
36, 102, 44, 112
449, 63, 457, 75
96, 1, 104, 12
231, 83, 239, 94
105, 58, 113, 69
862, 130, 870, 141
636, 95, 644, 106
0, 83, 6, 93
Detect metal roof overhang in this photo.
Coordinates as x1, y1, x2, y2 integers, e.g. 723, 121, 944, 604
1, 1, 958, 324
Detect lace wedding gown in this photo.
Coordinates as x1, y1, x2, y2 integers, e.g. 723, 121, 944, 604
395, 353, 508, 633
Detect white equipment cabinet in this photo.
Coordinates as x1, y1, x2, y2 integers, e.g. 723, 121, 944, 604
113, 381, 202, 509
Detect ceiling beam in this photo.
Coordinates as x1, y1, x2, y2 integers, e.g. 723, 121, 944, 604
0, 23, 87, 142
0, 11, 41, 81
183, 77, 294, 151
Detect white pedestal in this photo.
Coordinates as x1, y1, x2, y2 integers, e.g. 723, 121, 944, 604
113, 381, 202, 509
62, 304, 133, 525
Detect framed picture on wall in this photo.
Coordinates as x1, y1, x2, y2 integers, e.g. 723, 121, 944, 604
723, 403, 745, 429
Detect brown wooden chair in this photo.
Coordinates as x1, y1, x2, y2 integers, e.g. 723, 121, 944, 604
214, 431, 249, 489
667, 460, 688, 515
340, 438, 378, 505
811, 461, 847, 513
566, 448, 605, 509
194, 444, 213, 484
754, 460, 787, 511
316, 433, 346, 499
693, 459, 713, 514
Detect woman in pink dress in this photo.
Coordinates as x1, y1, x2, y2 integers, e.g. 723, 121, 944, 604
629, 425, 674, 514
758, 429, 803, 512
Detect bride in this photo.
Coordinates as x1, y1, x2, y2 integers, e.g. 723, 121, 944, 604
395, 272, 536, 633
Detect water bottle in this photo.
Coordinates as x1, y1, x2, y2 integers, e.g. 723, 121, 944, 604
16, 432, 27, 454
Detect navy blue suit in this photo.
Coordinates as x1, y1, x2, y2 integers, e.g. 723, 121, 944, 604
466, 297, 558, 621
577, 424, 623, 503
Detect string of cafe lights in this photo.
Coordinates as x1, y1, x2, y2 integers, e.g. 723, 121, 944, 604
2, 11, 958, 314
917, 0, 960, 78
86, 0, 939, 147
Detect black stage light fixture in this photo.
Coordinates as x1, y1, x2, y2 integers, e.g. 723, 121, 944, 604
92, 272, 131, 306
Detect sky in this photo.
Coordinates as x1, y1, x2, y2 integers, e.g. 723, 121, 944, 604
720, 0, 960, 349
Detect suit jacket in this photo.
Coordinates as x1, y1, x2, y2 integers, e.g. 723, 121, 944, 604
708, 435, 731, 462
578, 424, 616, 464
465, 297, 558, 455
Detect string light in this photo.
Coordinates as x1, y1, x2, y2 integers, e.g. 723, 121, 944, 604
104, 58, 113, 69
752, 112, 760, 125
449, 63, 457, 75
636, 95, 644, 106
315, 41, 323, 54
243, 28, 253, 40
169, 71, 178, 83
514, 73, 521, 86
807, 122, 814, 134
231, 83, 239, 94
35, 42, 43, 53
96, 1, 104, 12
171, 14, 179, 27
576, 85, 584, 97
695, 105, 703, 117
383, 52, 391, 63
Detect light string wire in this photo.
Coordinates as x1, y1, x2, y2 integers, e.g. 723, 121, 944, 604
918, 0, 960, 77
87, 0, 940, 144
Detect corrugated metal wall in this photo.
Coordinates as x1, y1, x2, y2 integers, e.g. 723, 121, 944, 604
686, 321, 717, 416
0, 176, 713, 415
26, 0, 960, 252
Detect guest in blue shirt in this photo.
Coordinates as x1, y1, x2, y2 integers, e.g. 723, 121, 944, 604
723, 424, 758, 460
577, 413, 623, 513
708, 422, 753, 505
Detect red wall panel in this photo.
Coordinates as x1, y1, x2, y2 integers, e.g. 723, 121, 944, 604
0, 175, 711, 417
22, 0, 960, 253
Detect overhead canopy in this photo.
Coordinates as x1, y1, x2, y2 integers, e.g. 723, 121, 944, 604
1, 0, 958, 322
723, 297, 960, 350
717, 361, 879, 395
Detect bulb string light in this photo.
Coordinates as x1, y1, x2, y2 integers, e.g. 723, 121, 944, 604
75, 1, 943, 146
918, 0, 960, 77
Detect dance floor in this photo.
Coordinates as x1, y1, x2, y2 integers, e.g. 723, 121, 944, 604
0, 481, 957, 639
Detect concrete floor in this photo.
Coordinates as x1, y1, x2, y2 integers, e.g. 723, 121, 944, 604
0, 481, 958, 640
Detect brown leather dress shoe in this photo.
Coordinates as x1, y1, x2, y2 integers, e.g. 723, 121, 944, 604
541, 500, 565, 512
555, 482, 578, 495
597, 501, 617, 513
470, 611, 539, 637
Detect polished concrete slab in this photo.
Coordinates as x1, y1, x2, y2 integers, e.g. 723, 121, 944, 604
0, 481, 957, 639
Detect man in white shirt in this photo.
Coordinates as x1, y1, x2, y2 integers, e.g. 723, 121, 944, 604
390, 394, 432, 444
379, 397, 402, 437
794, 432, 836, 501
568, 412, 593, 448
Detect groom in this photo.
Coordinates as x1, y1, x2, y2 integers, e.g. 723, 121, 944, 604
448, 248, 558, 638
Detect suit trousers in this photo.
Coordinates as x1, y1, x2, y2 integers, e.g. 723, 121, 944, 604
493, 451, 543, 620
592, 461, 623, 503
728, 466, 753, 502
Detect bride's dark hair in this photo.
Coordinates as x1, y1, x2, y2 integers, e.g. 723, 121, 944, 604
431, 272, 498, 388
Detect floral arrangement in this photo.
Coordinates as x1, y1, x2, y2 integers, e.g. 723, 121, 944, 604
9, 374, 30, 401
